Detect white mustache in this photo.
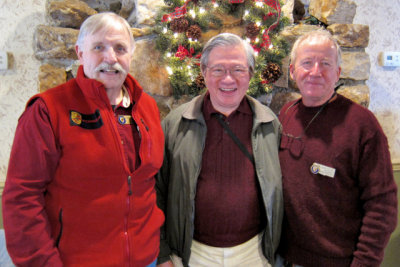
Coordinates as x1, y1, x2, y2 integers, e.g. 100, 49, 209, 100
94, 62, 127, 75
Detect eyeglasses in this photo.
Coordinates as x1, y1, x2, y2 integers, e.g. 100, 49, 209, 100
279, 91, 338, 158
280, 132, 304, 158
206, 65, 249, 78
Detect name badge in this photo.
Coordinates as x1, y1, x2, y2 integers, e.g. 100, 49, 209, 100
310, 162, 336, 178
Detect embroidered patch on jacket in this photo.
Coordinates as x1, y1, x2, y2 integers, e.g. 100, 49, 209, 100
70, 109, 103, 129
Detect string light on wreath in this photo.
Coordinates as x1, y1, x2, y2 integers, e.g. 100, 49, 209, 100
155, 0, 290, 98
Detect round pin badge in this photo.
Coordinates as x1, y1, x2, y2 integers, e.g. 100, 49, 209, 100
310, 163, 319, 174
118, 116, 126, 124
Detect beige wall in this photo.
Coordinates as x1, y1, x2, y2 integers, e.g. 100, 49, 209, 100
353, 0, 400, 165
0, 182, 3, 228
0, 1, 46, 181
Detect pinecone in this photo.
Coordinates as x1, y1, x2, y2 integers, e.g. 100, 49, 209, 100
262, 63, 282, 84
186, 25, 202, 40
170, 17, 190, 33
195, 73, 206, 89
246, 22, 260, 39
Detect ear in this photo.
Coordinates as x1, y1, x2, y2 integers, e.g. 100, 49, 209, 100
75, 45, 84, 64
289, 63, 295, 80
336, 66, 342, 81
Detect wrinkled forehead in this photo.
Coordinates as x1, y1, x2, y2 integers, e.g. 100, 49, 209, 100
299, 35, 336, 49
88, 20, 132, 42
96, 22, 130, 37
85, 27, 132, 50
209, 44, 247, 62
295, 38, 338, 61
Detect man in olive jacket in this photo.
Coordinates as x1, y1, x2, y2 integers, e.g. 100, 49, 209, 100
156, 33, 283, 267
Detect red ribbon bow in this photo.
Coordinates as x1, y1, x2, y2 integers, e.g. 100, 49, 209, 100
175, 45, 194, 60
162, 0, 191, 22
254, 0, 281, 49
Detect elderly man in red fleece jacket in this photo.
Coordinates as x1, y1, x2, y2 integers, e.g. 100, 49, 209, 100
3, 12, 164, 267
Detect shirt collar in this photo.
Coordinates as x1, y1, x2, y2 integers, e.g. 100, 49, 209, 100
112, 85, 132, 110
120, 85, 131, 108
202, 91, 252, 120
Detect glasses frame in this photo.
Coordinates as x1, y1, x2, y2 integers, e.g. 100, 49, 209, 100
206, 65, 249, 78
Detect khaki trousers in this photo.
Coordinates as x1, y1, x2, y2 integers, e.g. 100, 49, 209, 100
171, 233, 271, 267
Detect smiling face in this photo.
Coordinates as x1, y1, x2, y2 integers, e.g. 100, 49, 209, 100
203, 44, 251, 116
290, 38, 341, 107
75, 22, 133, 94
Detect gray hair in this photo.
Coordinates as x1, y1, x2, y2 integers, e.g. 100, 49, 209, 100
200, 33, 256, 76
290, 28, 342, 66
76, 12, 135, 53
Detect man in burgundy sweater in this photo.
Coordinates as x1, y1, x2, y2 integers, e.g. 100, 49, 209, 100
278, 29, 398, 266
156, 33, 282, 267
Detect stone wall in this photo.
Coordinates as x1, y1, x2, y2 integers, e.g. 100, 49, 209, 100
35, 0, 370, 117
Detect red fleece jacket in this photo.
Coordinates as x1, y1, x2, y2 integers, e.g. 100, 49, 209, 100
3, 66, 165, 267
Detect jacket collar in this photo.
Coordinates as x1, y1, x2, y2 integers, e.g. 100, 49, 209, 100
75, 65, 143, 106
182, 94, 206, 121
182, 93, 275, 123
246, 95, 275, 123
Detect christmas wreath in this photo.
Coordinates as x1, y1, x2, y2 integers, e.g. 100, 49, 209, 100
154, 0, 290, 98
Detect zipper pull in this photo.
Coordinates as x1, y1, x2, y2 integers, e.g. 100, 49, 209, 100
136, 124, 141, 139
127, 176, 132, 196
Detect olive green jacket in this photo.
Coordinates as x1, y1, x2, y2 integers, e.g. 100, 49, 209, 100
156, 94, 283, 266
